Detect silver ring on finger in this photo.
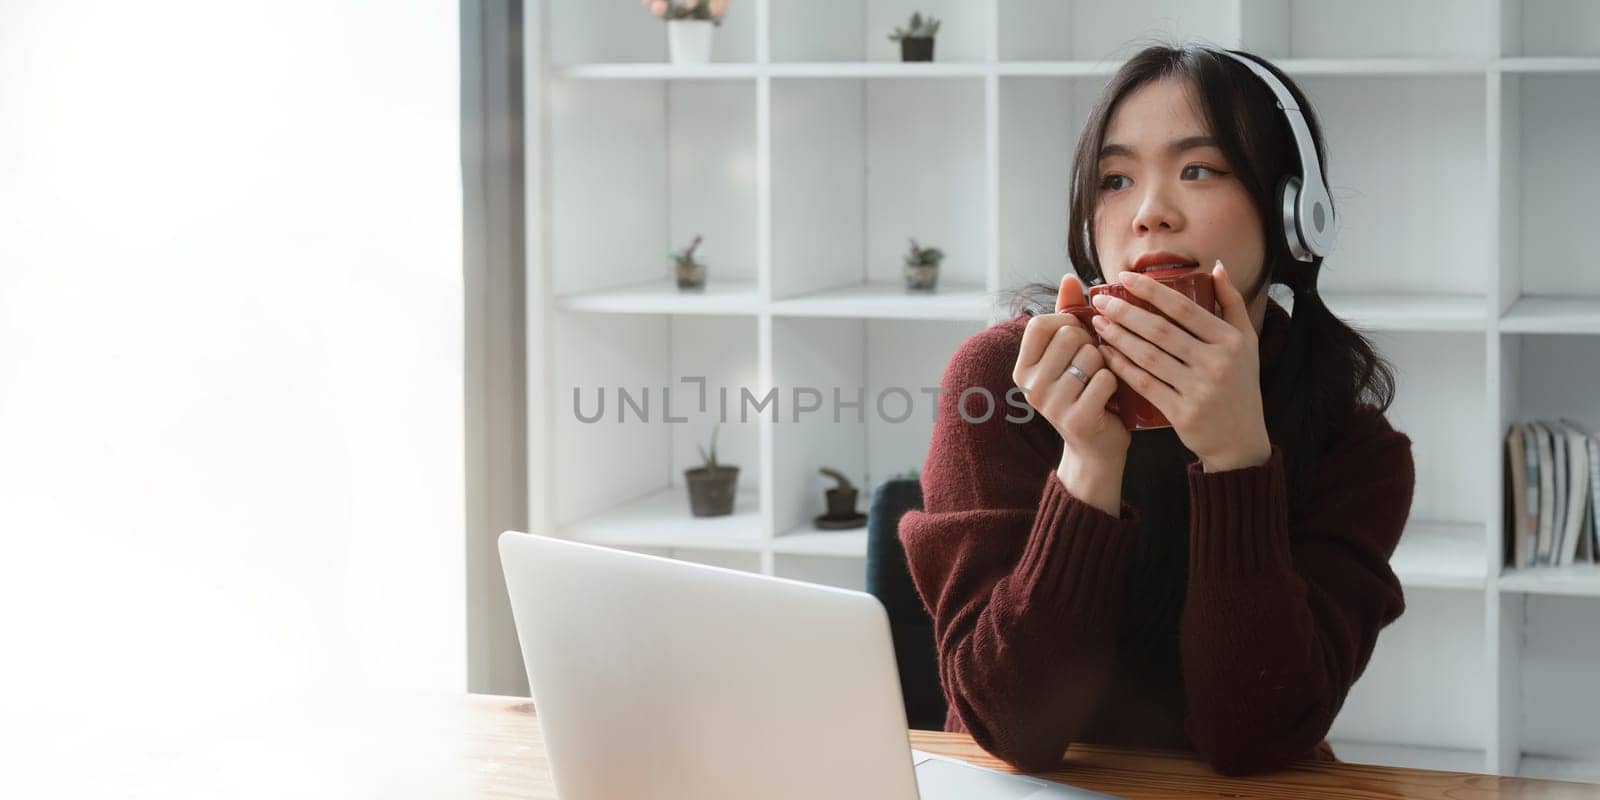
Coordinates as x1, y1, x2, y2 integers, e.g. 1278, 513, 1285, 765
1064, 363, 1090, 386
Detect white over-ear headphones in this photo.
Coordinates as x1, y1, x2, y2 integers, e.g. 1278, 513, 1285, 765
1213, 49, 1335, 262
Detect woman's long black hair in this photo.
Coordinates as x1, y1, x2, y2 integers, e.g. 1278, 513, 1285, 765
1008, 43, 1397, 504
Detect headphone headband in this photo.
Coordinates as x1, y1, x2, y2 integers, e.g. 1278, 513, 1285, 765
1212, 49, 1335, 261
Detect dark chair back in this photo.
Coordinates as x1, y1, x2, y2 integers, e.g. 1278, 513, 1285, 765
864, 478, 947, 731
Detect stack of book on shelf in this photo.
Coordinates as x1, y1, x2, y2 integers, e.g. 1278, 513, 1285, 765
1504, 420, 1600, 569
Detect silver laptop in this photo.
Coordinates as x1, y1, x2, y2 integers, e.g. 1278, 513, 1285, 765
498, 531, 1121, 799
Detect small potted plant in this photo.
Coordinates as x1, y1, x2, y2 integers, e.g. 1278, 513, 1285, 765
672, 234, 707, 290
888, 12, 940, 62
818, 467, 858, 518
903, 238, 943, 292
643, 0, 730, 65
685, 423, 739, 517
815, 467, 866, 529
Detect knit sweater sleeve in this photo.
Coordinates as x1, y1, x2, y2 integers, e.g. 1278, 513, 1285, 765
1179, 406, 1414, 776
896, 321, 1144, 773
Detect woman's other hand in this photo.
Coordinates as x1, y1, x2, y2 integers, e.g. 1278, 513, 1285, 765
1091, 260, 1272, 472
1013, 273, 1131, 513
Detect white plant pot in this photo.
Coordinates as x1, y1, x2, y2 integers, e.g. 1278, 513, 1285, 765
667, 20, 714, 65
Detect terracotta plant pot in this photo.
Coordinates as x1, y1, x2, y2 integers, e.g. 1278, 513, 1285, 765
677, 261, 705, 290
900, 37, 934, 62
825, 487, 858, 518
904, 263, 939, 291
685, 465, 738, 517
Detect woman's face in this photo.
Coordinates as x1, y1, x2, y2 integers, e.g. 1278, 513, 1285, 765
1092, 76, 1268, 331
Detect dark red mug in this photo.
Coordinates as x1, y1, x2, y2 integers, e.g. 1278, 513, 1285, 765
1062, 269, 1219, 431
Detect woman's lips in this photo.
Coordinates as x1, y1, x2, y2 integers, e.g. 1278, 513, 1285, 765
1126, 264, 1203, 276
1131, 250, 1199, 273
1141, 264, 1199, 279
1124, 261, 1200, 282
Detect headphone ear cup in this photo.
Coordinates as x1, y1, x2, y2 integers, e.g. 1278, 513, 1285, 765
1278, 174, 1312, 262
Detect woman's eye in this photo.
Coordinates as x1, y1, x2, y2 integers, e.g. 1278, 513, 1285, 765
1100, 174, 1131, 191
1182, 164, 1226, 180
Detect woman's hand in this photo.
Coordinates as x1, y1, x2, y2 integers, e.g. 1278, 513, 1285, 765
1013, 275, 1131, 513
1089, 260, 1272, 473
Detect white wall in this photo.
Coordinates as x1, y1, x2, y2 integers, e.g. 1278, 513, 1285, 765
0, 0, 464, 780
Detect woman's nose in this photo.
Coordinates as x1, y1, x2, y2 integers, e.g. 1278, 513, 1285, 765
1131, 185, 1184, 233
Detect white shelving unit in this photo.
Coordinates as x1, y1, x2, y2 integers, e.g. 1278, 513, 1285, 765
526, 0, 1600, 782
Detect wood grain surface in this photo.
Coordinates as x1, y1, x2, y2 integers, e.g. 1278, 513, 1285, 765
466, 695, 1600, 799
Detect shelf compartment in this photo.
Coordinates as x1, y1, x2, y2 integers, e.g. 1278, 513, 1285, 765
551, 312, 760, 530
770, 317, 981, 541
556, 279, 761, 315
1297, 75, 1488, 299
1514, 75, 1600, 302
1393, 520, 1489, 591
1239, 0, 1492, 59
1516, 595, 1600, 769
771, 77, 987, 300
1501, 0, 1600, 58
1365, 332, 1490, 542
1500, 297, 1600, 335
1497, 335, 1600, 596
771, 316, 870, 547
770, 0, 989, 64
997, 76, 1098, 293
550, 79, 757, 297
556, 487, 765, 552
771, 282, 991, 321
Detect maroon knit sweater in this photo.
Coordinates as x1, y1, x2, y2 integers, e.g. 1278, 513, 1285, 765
898, 299, 1415, 777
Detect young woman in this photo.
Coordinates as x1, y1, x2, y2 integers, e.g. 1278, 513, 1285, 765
897, 45, 1415, 777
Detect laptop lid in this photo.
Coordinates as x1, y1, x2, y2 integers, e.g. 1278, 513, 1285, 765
498, 530, 921, 800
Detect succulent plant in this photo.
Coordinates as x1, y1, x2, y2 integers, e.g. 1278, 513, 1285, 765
888, 11, 941, 41
643, 0, 729, 25
671, 234, 705, 268
904, 238, 945, 267
818, 467, 855, 491
696, 422, 723, 469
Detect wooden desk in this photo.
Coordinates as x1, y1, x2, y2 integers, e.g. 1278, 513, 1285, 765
49, 693, 1598, 797
462, 695, 1599, 799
